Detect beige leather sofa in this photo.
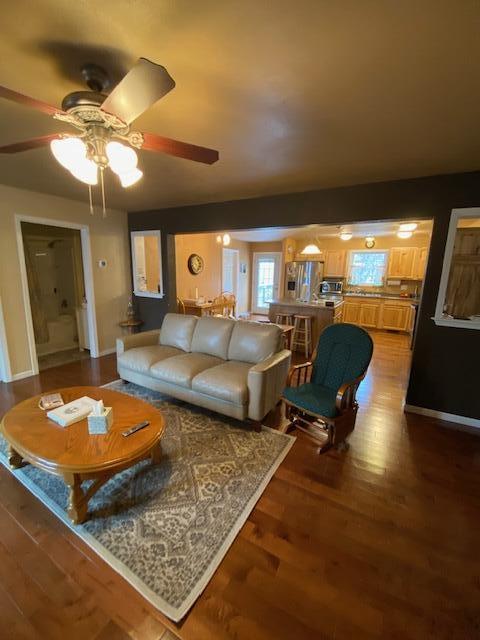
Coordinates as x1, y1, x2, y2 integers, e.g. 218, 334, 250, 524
116, 314, 291, 424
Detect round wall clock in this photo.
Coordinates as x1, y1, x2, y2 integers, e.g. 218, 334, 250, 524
365, 237, 376, 249
187, 253, 204, 275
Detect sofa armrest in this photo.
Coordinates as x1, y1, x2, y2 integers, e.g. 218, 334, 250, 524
247, 350, 292, 421
116, 329, 161, 356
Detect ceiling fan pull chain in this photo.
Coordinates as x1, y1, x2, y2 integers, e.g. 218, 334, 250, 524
88, 184, 94, 215
100, 167, 107, 218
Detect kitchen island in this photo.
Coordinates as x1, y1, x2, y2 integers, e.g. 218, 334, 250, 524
268, 299, 343, 351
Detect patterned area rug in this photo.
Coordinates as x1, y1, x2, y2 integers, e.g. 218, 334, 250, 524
0, 381, 294, 621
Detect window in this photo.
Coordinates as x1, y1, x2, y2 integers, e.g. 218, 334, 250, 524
434, 209, 480, 329
347, 250, 388, 287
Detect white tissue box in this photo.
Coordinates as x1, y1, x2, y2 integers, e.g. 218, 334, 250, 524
87, 406, 113, 434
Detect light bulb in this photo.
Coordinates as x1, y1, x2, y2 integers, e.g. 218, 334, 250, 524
340, 232, 353, 241
397, 230, 413, 239
399, 223, 417, 232
222, 233, 231, 246
106, 141, 138, 175
118, 167, 143, 188
50, 137, 87, 170
301, 244, 321, 255
216, 235, 223, 244
69, 159, 98, 185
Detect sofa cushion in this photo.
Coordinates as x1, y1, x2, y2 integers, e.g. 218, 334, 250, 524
192, 361, 251, 405
160, 313, 198, 352
118, 345, 181, 374
191, 316, 235, 360
150, 353, 223, 388
228, 321, 282, 364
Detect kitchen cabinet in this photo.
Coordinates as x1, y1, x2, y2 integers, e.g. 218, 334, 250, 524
413, 247, 428, 280
324, 250, 346, 277
343, 296, 413, 332
343, 301, 361, 323
358, 302, 380, 328
380, 303, 411, 331
387, 247, 417, 279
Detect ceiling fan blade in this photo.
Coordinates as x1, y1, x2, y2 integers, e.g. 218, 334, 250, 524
0, 86, 63, 116
0, 134, 65, 154
100, 58, 175, 124
141, 132, 219, 165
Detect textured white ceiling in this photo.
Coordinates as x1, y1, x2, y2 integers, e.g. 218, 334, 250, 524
0, 1, 479, 212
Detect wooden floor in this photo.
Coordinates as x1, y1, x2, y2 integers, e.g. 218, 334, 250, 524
0, 331, 479, 639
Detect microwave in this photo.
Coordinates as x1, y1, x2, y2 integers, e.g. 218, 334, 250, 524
320, 280, 343, 295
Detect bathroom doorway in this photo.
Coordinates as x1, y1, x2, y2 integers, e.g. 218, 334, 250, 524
20, 221, 91, 371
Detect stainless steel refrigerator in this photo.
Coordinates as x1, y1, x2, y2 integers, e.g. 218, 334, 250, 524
284, 261, 324, 302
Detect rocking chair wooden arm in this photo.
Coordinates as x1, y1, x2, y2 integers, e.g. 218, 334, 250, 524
335, 373, 366, 411
287, 362, 313, 387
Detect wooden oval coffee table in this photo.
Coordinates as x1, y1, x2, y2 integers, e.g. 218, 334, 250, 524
1, 386, 165, 524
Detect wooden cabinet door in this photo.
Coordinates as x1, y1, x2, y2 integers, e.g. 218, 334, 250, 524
343, 302, 360, 323
381, 304, 410, 330
414, 247, 428, 279
388, 248, 416, 278
359, 303, 379, 328
325, 250, 346, 277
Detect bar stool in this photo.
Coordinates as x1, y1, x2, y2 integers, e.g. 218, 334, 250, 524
275, 313, 293, 326
292, 315, 312, 358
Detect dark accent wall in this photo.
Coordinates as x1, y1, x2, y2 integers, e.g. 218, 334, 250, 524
129, 171, 480, 421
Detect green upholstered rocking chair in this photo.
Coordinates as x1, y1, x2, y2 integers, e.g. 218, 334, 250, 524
283, 323, 373, 453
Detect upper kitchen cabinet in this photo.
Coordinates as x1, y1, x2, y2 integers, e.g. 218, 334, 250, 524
324, 250, 346, 277
387, 247, 417, 279
413, 246, 428, 280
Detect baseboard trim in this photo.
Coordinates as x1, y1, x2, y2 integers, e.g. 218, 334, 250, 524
12, 370, 35, 381
97, 347, 116, 357
404, 404, 480, 431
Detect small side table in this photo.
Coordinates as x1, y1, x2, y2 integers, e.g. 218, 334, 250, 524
119, 319, 143, 335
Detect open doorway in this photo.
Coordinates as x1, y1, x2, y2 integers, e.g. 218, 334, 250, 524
19, 221, 92, 371
222, 248, 239, 299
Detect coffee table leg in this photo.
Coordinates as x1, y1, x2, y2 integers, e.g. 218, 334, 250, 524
8, 446, 24, 469
64, 473, 88, 524
151, 442, 162, 464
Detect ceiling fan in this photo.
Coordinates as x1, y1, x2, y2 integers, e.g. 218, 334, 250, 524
0, 58, 219, 214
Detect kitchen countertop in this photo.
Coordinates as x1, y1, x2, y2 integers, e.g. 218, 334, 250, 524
343, 293, 420, 302
270, 298, 343, 309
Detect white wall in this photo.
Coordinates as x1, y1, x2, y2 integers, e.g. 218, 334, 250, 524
0, 184, 131, 377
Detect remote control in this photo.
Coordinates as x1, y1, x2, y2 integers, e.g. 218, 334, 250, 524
122, 421, 150, 437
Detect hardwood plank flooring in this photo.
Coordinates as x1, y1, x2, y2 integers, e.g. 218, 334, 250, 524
0, 332, 479, 639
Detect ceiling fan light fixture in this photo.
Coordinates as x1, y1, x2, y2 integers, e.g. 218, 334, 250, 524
339, 231, 353, 241
50, 137, 87, 170
397, 230, 413, 239
68, 158, 98, 185
118, 167, 143, 188
106, 141, 138, 175
301, 243, 321, 255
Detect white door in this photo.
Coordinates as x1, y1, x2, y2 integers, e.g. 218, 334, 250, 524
222, 248, 239, 297
252, 252, 282, 314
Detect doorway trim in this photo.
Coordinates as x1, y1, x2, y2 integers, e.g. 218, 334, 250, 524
0, 296, 12, 382
14, 214, 100, 376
